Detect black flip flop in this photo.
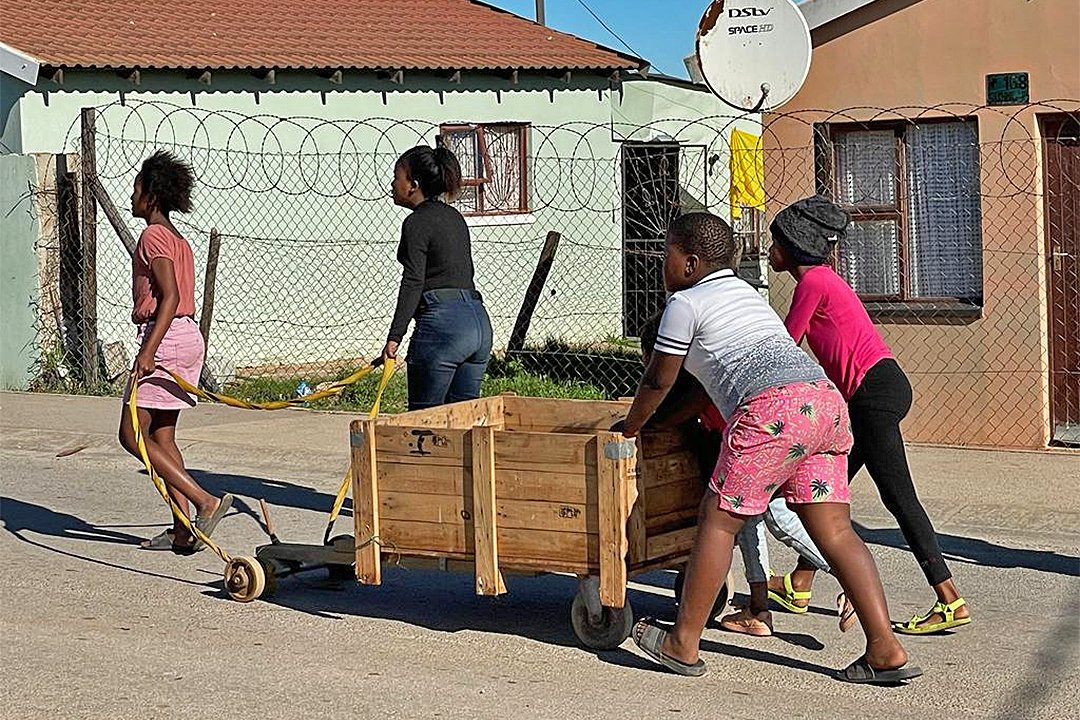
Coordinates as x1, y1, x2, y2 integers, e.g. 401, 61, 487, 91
837, 656, 923, 685
633, 619, 707, 677
139, 529, 199, 555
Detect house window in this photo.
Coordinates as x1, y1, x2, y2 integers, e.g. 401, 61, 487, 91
440, 123, 529, 215
820, 119, 984, 304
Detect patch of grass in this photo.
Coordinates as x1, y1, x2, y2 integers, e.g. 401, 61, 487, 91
481, 372, 605, 400
220, 361, 605, 414
503, 338, 643, 399
221, 370, 411, 414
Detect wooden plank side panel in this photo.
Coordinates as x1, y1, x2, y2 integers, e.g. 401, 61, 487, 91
498, 528, 598, 566
375, 425, 469, 467
496, 467, 594, 505
380, 492, 465, 524
378, 397, 504, 429
472, 426, 506, 595
389, 553, 593, 576
502, 396, 630, 433
639, 427, 691, 459
494, 431, 591, 467
645, 508, 700, 534
379, 522, 599, 567
642, 451, 701, 489
646, 526, 698, 563
376, 464, 581, 499
350, 419, 381, 585
378, 463, 465, 497
645, 475, 706, 521
381, 519, 468, 553
499, 498, 594, 533
626, 457, 648, 563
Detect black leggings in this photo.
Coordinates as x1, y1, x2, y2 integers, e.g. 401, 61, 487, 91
849, 359, 952, 587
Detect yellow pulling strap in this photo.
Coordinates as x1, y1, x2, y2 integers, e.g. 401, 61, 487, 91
166, 361, 386, 410
129, 358, 396, 562
324, 359, 395, 542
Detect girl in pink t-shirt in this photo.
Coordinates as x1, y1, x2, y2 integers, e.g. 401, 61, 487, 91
768, 196, 970, 635
117, 151, 232, 554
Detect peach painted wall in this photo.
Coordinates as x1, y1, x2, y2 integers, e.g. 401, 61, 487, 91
764, 0, 1080, 447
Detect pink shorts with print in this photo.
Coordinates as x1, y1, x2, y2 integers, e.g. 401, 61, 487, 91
710, 380, 853, 516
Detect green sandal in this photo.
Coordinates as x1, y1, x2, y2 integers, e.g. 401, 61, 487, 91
894, 598, 971, 635
768, 571, 812, 614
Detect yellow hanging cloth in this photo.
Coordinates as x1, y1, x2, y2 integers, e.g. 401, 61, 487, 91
729, 128, 765, 220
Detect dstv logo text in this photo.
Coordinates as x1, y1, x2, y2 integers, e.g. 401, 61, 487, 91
729, 7, 773, 18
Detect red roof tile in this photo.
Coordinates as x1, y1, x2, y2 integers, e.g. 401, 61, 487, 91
0, 0, 643, 73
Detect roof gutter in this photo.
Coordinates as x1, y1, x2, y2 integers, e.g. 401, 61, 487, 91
0, 41, 40, 85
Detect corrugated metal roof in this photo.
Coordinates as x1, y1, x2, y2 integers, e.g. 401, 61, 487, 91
0, 0, 643, 73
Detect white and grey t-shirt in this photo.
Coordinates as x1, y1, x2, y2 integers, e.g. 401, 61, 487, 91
655, 269, 826, 420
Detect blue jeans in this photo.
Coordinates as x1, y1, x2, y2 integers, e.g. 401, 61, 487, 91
406, 290, 493, 411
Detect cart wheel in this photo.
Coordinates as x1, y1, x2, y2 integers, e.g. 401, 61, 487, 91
673, 568, 729, 620
225, 556, 266, 603
571, 590, 634, 650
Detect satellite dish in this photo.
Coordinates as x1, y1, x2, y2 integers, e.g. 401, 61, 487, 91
696, 0, 812, 112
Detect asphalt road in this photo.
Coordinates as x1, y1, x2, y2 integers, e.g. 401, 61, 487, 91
2, 392, 1078, 719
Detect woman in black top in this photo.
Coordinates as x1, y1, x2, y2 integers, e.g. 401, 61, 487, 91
381, 145, 493, 410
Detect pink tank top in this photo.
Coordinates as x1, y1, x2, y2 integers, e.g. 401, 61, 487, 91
784, 265, 893, 400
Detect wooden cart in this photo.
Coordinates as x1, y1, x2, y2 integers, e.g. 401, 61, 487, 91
345, 394, 714, 649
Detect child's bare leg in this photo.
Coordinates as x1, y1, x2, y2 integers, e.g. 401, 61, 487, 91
120, 406, 221, 516
795, 502, 908, 670
145, 410, 220, 518
663, 494, 745, 665
746, 581, 769, 614
119, 407, 195, 543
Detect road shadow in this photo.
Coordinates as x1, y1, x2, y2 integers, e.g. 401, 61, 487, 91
205, 564, 679, 649
0, 496, 212, 587
1, 496, 144, 545
600, 631, 837, 678
189, 468, 351, 520
853, 521, 1080, 577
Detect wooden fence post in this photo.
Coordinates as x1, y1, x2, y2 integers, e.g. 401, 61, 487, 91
79, 108, 100, 386
91, 177, 136, 257
199, 229, 222, 348
507, 230, 561, 353
197, 229, 223, 391
55, 154, 84, 378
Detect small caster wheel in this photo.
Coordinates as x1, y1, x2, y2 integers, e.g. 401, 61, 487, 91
674, 567, 729, 620
571, 591, 634, 650
225, 556, 266, 603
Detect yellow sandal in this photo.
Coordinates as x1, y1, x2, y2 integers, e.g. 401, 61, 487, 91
767, 572, 812, 614
894, 598, 972, 635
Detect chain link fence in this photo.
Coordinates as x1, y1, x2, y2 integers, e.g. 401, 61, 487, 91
19, 99, 1080, 448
